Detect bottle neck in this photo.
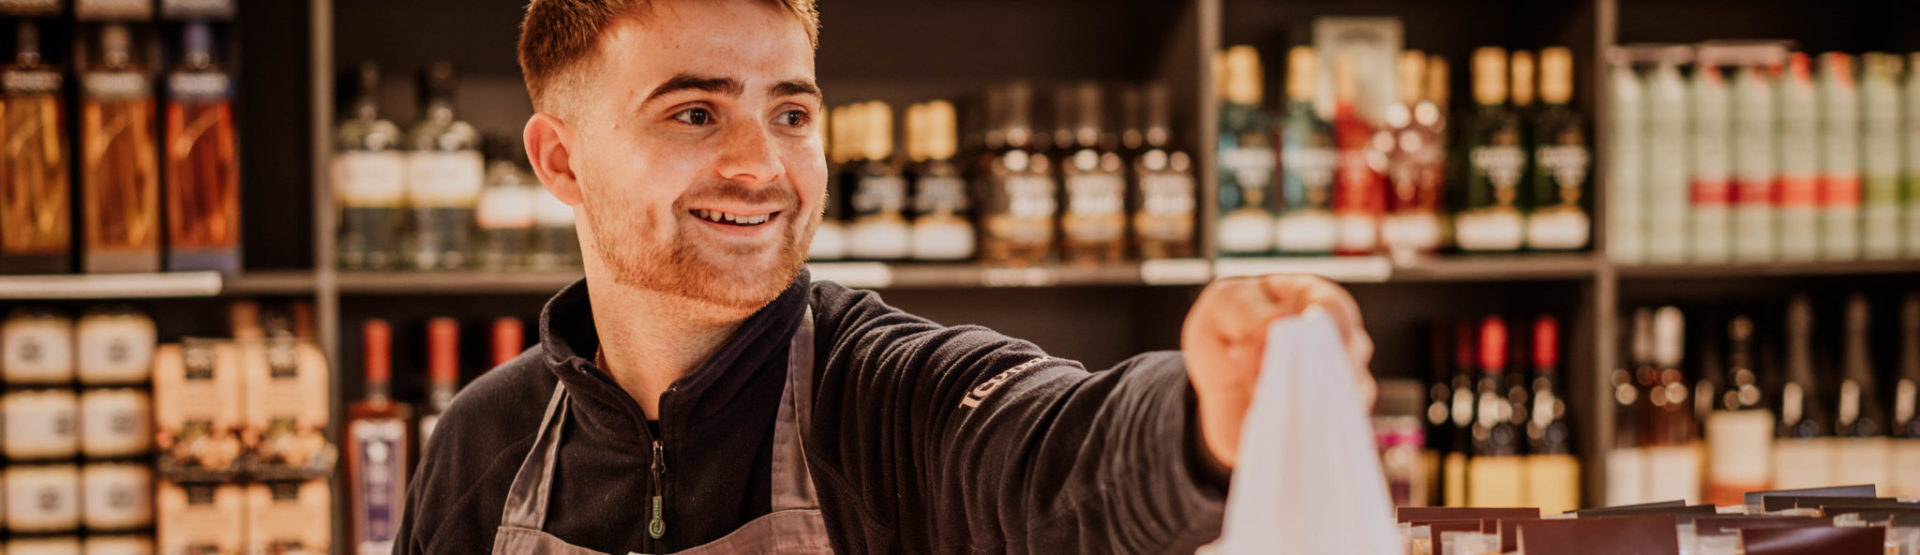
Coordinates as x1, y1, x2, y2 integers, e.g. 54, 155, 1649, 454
426, 97, 456, 124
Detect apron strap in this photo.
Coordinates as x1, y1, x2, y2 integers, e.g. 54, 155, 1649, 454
771, 307, 822, 511
500, 385, 571, 529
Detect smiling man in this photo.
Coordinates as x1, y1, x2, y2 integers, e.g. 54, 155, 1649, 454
395, 0, 1374, 553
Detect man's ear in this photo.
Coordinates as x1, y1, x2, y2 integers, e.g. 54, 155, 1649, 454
526, 112, 582, 206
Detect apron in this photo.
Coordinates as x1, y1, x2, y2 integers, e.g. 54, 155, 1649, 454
491, 308, 835, 554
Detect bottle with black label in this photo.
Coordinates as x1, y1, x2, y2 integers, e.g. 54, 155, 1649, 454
976, 82, 1056, 266
907, 101, 974, 261
81, 23, 161, 273
1831, 294, 1889, 490
1215, 46, 1276, 256
164, 21, 240, 274
1525, 47, 1592, 251
0, 20, 70, 274
335, 63, 408, 271
1274, 46, 1337, 255
847, 101, 910, 260
1771, 296, 1830, 489
1455, 47, 1525, 252
1129, 84, 1196, 259
1059, 82, 1127, 265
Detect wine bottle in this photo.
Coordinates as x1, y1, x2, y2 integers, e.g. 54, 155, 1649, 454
1771, 296, 1831, 489
1702, 315, 1773, 505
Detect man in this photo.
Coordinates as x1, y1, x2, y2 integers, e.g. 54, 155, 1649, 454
397, 0, 1374, 553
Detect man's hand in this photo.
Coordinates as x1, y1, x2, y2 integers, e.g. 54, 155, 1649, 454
1182, 274, 1373, 468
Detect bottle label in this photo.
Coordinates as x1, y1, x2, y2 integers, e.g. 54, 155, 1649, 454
1704, 410, 1774, 485
1821, 175, 1862, 207
1769, 438, 1833, 490
1893, 441, 1920, 499
82, 466, 152, 528
1219, 147, 1275, 209
1470, 146, 1526, 203
2, 69, 60, 94
1778, 175, 1819, 207
81, 391, 149, 456
1139, 171, 1195, 217
1524, 454, 1581, 515
0, 0, 61, 15
351, 419, 407, 550
913, 175, 969, 215
1643, 444, 1702, 504
1064, 173, 1124, 217
3, 320, 73, 382
3, 393, 77, 456
78, 322, 155, 383
1828, 437, 1890, 490
852, 175, 907, 216
9, 469, 78, 528
1604, 448, 1646, 506
83, 71, 150, 100
1734, 177, 1775, 206
333, 152, 408, 207
168, 72, 231, 102
1280, 146, 1336, 211
75, 0, 152, 19
1466, 455, 1525, 507
1692, 178, 1731, 206
160, 0, 235, 18
475, 186, 536, 230
1001, 175, 1056, 220
1537, 144, 1590, 205
406, 151, 484, 208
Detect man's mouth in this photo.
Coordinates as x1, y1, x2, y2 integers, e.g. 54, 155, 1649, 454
690, 209, 777, 227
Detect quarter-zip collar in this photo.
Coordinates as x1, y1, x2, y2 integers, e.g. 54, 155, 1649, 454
538, 270, 812, 448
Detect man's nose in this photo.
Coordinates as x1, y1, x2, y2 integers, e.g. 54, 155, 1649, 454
713, 117, 784, 188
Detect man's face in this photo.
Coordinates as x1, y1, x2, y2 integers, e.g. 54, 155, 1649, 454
567, 0, 824, 311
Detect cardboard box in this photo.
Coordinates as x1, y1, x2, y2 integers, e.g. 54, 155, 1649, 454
82, 463, 153, 531
242, 337, 331, 468
80, 388, 152, 458
2, 389, 79, 459
76, 310, 156, 385
153, 341, 246, 472
156, 481, 244, 555
5, 465, 80, 533
246, 480, 331, 555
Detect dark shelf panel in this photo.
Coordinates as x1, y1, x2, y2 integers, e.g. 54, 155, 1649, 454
1615, 259, 1920, 280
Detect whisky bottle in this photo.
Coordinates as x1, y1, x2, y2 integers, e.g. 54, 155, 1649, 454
347, 320, 410, 555
0, 20, 69, 274
1731, 55, 1780, 263
1455, 47, 1525, 252
81, 23, 160, 273
1830, 295, 1889, 490
1643, 52, 1690, 263
1274, 46, 1336, 255
907, 101, 975, 261
1689, 60, 1732, 262
1526, 47, 1592, 252
1771, 296, 1830, 489
1859, 53, 1902, 260
475, 141, 536, 271
808, 104, 846, 261
1816, 52, 1860, 261
976, 82, 1056, 265
1215, 46, 1276, 256
1129, 84, 1196, 259
1466, 316, 1523, 507
1606, 309, 1651, 505
1776, 53, 1821, 262
418, 318, 457, 449
1525, 315, 1579, 514
1606, 58, 1646, 263
1643, 306, 1699, 503
1382, 51, 1444, 258
847, 101, 910, 260
164, 21, 240, 274
1058, 82, 1127, 264
334, 63, 407, 271
1330, 54, 1383, 256
1702, 315, 1773, 505
405, 61, 484, 271
1892, 295, 1920, 498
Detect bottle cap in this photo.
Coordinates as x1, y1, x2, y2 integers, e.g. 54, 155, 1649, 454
1479, 316, 1508, 374
428, 318, 459, 384
363, 320, 392, 385
1223, 45, 1263, 105
1397, 51, 1426, 104
1473, 47, 1508, 106
1533, 315, 1559, 372
492, 317, 525, 367
1285, 46, 1315, 103
1652, 306, 1684, 368
1510, 50, 1536, 106
1540, 47, 1574, 105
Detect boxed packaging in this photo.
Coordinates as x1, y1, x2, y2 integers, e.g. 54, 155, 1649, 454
153, 340, 246, 473
5, 465, 80, 533
156, 481, 244, 555
246, 480, 332, 555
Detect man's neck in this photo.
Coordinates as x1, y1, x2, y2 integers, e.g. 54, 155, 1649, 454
586, 282, 752, 419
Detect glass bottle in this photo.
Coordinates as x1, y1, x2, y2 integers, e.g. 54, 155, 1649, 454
1831, 295, 1889, 490
417, 317, 457, 449
1526, 47, 1592, 252
1776, 53, 1821, 262
346, 320, 411, 555
405, 61, 483, 271
1466, 316, 1522, 507
1860, 53, 1902, 260
907, 101, 975, 261
1274, 46, 1337, 255
1892, 295, 1920, 498
1129, 84, 1196, 259
847, 101, 910, 260
1816, 52, 1860, 261
1702, 314, 1773, 505
1526, 314, 1579, 514
1215, 46, 1276, 256
1330, 54, 1384, 256
976, 82, 1055, 266
475, 141, 535, 271
1058, 82, 1126, 265
80, 23, 160, 273
333, 63, 407, 271
1606, 58, 1646, 263
164, 21, 239, 274
1771, 296, 1830, 489
1689, 60, 1732, 262
1455, 47, 1525, 252
808, 104, 846, 261
1731, 54, 1780, 263
1383, 51, 1444, 259
0, 20, 70, 273
1643, 51, 1691, 263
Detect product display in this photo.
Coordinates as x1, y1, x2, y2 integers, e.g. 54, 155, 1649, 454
1, 20, 71, 274
347, 319, 410, 555
1417, 313, 1582, 513
80, 23, 160, 273
163, 20, 239, 273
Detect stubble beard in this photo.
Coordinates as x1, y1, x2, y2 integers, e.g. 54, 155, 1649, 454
584, 185, 815, 313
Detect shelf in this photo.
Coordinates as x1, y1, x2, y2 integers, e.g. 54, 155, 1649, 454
809, 259, 1215, 289
0, 271, 320, 300
1215, 253, 1601, 283
335, 271, 583, 295
1614, 259, 1920, 280
224, 270, 320, 296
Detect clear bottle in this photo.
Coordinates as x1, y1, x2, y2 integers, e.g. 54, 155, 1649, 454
405, 61, 484, 271
1643, 306, 1699, 504
334, 63, 408, 271
1776, 53, 1822, 262
1642, 52, 1691, 263
1831, 295, 1889, 490
1771, 296, 1830, 489
1274, 46, 1337, 255
1330, 54, 1384, 256
1526, 47, 1593, 252
808, 104, 847, 261
0, 20, 70, 273
1702, 315, 1774, 505
164, 21, 240, 274
1606, 309, 1651, 505
1455, 47, 1526, 253
1525, 314, 1579, 514
1058, 82, 1127, 264
1607, 58, 1647, 264
907, 101, 975, 261
1689, 60, 1732, 262
475, 141, 536, 271
1816, 52, 1861, 261
976, 82, 1056, 266
1129, 84, 1196, 259
1215, 46, 1277, 256
1859, 53, 1903, 260
847, 101, 910, 261
528, 186, 579, 270
80, 23, 160, 273
1383, 51, 1445, 259
1731, 54, 1781, 263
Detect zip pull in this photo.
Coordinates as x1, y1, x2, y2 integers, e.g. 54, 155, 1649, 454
649, 439, 667, 539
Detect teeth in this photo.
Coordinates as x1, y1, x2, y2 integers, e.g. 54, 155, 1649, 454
692, 209, 771, 225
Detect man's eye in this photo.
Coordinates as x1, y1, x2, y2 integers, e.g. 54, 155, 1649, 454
672, 107, 713, 125
778, 110, 810, 128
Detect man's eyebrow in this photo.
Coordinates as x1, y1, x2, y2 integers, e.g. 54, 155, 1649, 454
641, 73, 745, 106
770, 80, 821, 99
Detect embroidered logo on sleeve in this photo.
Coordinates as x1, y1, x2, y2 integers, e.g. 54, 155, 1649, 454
960, 356, 1050, 409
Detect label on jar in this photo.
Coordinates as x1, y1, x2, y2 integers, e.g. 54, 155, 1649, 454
81, 389, 151, 458
83, 464, 153, 530
405, 151, 484, 208
77, 314, 156, 384
4, 316, 74, 384
352, 419, 408, 553
3, 391, 79, 459
7, 465, 80, 532
333, 152, 408, 207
